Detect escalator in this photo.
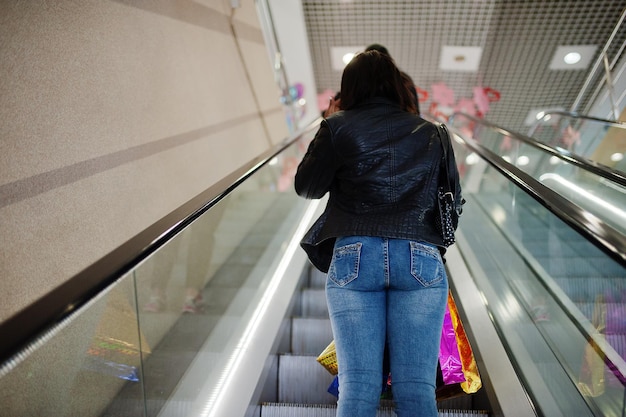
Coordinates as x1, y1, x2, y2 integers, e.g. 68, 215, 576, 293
0, 113, 625, 416
442, 112, 626, 416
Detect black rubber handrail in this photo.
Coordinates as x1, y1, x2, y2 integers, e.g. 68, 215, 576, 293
449, 111, 626, 187
435, 114, 626, 267
529, 110, 626, 131
0, 118, 322, 368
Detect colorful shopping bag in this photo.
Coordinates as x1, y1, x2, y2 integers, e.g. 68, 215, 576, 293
446, 290, 482, 394
317, 290, 482, 400
439, 295, 465, 385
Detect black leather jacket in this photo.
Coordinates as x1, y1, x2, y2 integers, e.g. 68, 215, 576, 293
295, 98, 462, 272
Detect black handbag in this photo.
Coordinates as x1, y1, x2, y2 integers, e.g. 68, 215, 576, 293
435, 124, 457, 247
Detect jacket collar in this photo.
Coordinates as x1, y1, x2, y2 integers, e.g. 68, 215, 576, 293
353, 97, 402, 109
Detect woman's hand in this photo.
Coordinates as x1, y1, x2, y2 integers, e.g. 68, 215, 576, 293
324, 97, 341, 117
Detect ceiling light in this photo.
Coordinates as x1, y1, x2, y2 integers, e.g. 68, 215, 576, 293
549, 45, 597, 70
491, 206, 507, 225
331, 46, 365, 71
611, 153, 624, 162
465, 153, 480, 165
549, 156, 561, 165
440, 46, 483, 72
563, 52, 582, 65
342, 52, 356, 65
524, 107, 564, 125
517, 155, 530, 166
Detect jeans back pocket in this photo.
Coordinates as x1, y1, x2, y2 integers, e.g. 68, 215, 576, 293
328, 242, 362, 287
410, 241, 444, 287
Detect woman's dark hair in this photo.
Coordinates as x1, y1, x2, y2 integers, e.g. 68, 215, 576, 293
339, 50, 416, 113
365, 43, 390, 56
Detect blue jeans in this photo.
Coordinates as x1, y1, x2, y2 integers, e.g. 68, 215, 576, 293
326, 236, 448, 417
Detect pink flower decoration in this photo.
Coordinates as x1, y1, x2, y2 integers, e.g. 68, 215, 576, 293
473, 87, 490, 115
454, 98, 477, 117
561, 126, 581, 149
500, 136, 513, 152
431, 82, 455, 107
317, 89, 337, 112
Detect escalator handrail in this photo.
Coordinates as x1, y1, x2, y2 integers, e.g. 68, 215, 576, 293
529, 110, 626, 132
0, 118, 322, 368
430, 115, 626, 268
450, 111, 626, 187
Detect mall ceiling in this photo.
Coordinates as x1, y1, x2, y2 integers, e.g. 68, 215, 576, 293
301, 0, 626, 133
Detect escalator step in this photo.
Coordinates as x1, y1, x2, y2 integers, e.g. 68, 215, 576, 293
291, 317, 333, 355
260, 403, 393, 416
308, 268, 326, 289
278, 355, 337, 405
261, 403, 489, 416
301, 289, 329, 318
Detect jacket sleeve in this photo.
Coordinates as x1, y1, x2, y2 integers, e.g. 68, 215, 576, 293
444, 127, 465, 221
294, 122, 336, 199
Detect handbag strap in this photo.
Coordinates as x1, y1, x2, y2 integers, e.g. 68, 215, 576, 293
435, 123, 453, 195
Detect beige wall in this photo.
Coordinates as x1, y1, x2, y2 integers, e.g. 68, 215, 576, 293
0, 0, 289, 322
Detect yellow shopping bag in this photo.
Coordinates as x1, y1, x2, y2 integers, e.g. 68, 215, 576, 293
316, 339, 338, 375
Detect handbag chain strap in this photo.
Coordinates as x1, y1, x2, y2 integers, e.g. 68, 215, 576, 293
436, 123, 453, 197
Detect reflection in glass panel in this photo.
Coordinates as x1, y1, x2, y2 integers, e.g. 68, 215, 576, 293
0, 275, 145, 416
456, 145, 626, 416
529, 113, 626, 175
450, 113, 626, 236
111, 132, 315, 416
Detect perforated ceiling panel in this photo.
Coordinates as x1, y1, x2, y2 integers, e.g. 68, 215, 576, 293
302, 0, 626, 132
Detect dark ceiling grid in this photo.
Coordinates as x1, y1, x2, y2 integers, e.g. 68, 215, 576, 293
479, 1, 624, 130
302, 0, 626, 133
478, 0, 572, 125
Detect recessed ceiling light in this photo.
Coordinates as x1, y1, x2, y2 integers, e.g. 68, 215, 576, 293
465, 153, 480, 165
549, 45, 597, 70
342, 52, 356, 65
440, 46, 482, 72
563, 52, 582, 65
524, 107, 564, 125
611, 153, 624, 162
331, 46, 365, 71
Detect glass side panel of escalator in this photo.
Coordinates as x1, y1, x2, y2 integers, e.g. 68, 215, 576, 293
451, 133, 626, 416
450, 113, 626, 236
0, 271, 142, 416
0, 128, 317, 417
528, 112, 626, 175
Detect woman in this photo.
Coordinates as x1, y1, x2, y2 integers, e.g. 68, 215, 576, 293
294, 50, 462, 417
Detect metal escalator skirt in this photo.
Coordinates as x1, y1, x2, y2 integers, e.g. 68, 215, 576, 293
261, 403, 488, 416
